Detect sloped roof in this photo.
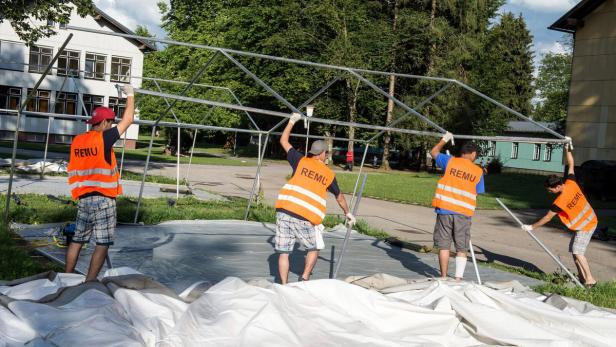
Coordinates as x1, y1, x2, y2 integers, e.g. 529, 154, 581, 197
549, 0, 606, 33
92, 5, 157, 51
506, 121, 559, 133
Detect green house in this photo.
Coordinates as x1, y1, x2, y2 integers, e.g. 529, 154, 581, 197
476, 121, 565, 174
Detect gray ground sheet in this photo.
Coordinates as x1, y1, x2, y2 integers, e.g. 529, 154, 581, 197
14, 220, 542, 292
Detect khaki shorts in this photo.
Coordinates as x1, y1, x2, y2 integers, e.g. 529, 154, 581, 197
433, 214, 471, 252
569, 228, 594, 255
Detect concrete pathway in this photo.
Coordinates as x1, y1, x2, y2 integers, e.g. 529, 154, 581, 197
125, 161, 616, 282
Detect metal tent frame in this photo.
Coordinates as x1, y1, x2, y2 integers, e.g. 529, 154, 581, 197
2, 28, 569, 281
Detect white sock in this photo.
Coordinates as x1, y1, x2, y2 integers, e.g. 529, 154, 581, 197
455, 256, 467, 279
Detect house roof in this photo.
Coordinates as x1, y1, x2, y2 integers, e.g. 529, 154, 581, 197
92, 5, 157, 52
548, 0, 606, 33
506, 121, 559, 134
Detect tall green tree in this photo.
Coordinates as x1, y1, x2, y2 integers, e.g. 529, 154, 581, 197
0, 0, 94, 44
534, 50, 572, 122
464, 12, 534, 135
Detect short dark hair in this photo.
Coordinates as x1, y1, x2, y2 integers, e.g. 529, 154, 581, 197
460, 142, 478, 155
544, 175, 563, 188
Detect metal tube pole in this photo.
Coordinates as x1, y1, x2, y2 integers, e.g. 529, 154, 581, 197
40, 116, 54, 179
468, 239, 481, 285
119, 131, 127, 179
350, 144, 370, 208
244, 133, 269, 220
218, 50, 305, 116
333, 173, 368, 279
305, 120, 310, 155
455, 81, 564, 139
134, 52, 219, 222
368, 83, 452, 143
495, 198, 584, 288
0, 109, 266, 135
176, 127, 180, 200
266, 77, 341, 136
65, 25, 456, 84
134, 88, 449, 138
186, 128, 198, 182
4, 33, 73, 222
348, 70, 446, 134
40, 75, 70, 180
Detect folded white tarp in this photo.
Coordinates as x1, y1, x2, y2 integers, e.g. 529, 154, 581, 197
1, 269, 615, 347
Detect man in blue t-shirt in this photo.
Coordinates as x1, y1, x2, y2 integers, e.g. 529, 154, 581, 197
430, 132, 485, 280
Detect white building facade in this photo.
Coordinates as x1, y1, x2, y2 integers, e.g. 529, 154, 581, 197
0, 6, 155, 149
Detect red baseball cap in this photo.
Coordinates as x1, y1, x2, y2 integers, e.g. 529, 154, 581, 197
87, 106, 116, 124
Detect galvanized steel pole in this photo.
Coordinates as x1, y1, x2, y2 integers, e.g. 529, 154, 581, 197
134, 52, 219, 223
333, 173, 368, 279
4, 34, 73, 222
496, 198, 584, 288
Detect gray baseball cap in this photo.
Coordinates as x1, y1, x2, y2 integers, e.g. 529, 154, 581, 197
309, 140, 327, 155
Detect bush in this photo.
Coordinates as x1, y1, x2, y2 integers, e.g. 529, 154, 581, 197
486, 156, 503, 174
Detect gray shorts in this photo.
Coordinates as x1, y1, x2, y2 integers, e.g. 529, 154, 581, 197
433, 214, 471, 252
73, 196, 117, 246
569, 228, 594, 255
275, 212, 317, 253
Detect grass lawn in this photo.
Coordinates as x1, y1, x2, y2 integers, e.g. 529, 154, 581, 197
0, 168, 187, 186
336, 171, 616, 210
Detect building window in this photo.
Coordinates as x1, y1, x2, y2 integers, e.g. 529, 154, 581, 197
83, 94, 104, 116
55, 134, 72, 144
55, 92, 78, 115
26, 133, 46, 142
544, 144, 553, 162
0, 131, 13, 140
85, 53, 106, 80
511, 142, 519, 159
0, 86, 22, 111
28, 45, 53, 73
46, 20, 55, 27
533, 144, 541, 161
110, 56, 131, 82
59, 22, 67, 29
58, 50, 80, 77
108, 97, 126, 118
26, 89, 51, 113
488, 141, 496, 157
0, 40, 26, 71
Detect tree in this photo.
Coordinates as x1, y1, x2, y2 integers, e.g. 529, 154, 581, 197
0, 0, 94, 44
534, 50, 572, 122
464, 12, 534, 135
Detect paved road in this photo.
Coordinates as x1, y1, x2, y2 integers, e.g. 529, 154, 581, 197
123, 160, 616, 282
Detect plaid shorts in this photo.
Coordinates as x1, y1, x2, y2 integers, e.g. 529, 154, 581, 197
569, 228, 594, 255
275, 212, 317, 253
73, 195, 117, 246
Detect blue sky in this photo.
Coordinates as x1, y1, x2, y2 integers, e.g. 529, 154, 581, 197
500, 0, 578, 66
95, 0, 578, 69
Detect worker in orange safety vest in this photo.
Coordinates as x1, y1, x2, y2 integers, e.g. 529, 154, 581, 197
65, 84, 135, 282
274, 112, 355, 284
430, 132, 485, 281
522, 139, 597, 288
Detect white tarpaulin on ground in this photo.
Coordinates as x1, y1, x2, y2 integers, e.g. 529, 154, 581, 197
1, 268, 615, 346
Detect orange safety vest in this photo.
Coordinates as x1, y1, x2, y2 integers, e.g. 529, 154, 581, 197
275, 157, 335, 225
67, 131, 122, 200
432, 157, 483, 217
553, 179, 597, 232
